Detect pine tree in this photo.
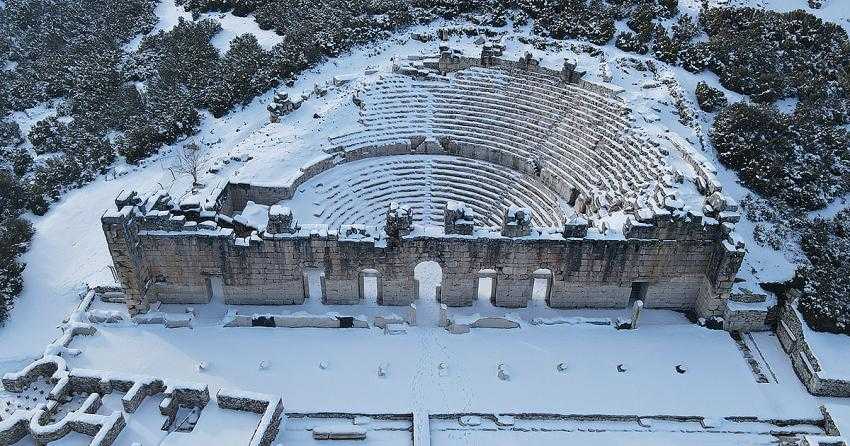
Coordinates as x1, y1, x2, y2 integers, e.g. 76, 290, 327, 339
652, 27, 679, 64
28, 116, 67, 154
627, 3, 656, 38
615, 31, 648, 54
671, 14, 698, 44
679, 42, 713, 72
0, 217, 33, 325
695, 81, 727, 112
209, 33, 277, 117
711, 103, 794, 197
799, 211, 850, 334
658, 0, 679, 19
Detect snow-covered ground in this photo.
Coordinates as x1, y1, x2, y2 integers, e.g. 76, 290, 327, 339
66, 312, 820, 419
3, 1, 850, 444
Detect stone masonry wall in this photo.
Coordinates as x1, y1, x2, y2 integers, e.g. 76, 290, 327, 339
102, 208, 153, 314
100, 56, 744, 319
777, 301, 850, 397
103, 209, 742, 317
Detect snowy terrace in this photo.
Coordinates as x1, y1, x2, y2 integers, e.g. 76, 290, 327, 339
67, 312, 818, 418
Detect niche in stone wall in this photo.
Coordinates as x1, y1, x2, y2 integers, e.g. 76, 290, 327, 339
629, 281, 649, 307
205, 276, 224, 304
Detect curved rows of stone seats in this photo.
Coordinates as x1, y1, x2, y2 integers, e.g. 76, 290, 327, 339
327, 64, 668, 220
282, 155, 564, 228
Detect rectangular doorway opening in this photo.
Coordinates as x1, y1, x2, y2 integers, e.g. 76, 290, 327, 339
303, 268, 324, 300
476, 269, 497, 304
205, 275, 224, 304
630, 281, 648, 306
531, 269, 553, 304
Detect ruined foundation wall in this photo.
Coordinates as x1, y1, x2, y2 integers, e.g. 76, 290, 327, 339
777, 301, 850, 397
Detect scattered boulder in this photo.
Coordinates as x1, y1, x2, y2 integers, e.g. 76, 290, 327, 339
354, 416, 372, 425
459, 415, 482, 426
497, 363, 511, 381
447, 323, 470, 334
384, 323, 407, 335
495, 414, 515, 426
471, 317, 519, 329
313, 424, 367, 440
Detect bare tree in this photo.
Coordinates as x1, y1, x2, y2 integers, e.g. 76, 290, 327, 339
175, 142, 204, 187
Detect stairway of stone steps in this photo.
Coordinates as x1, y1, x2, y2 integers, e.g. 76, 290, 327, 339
322, 64, 671, 223
282, 155, 564, 228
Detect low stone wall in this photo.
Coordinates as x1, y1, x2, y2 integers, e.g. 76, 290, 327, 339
217, 389, 285, 446
223, 313, 370, 328
0, 357, 213, 446
724, 307, 768, 332
777, 301, 850, 397
722, 292, 775, 333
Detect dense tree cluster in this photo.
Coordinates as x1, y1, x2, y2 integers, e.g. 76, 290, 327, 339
179, 0, 414, 59
179, 0, 617, 47
799, 211, 850, 335
0, 170, 34, 324
711, 103, 850, 210
119, 18, 282, 161
698, 7, 850, 108
691, 7, 850, 334
519, 0, 616, 45
0, 0, 159, 323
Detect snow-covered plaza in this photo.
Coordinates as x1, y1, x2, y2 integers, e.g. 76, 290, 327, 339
2, 290, 846, 445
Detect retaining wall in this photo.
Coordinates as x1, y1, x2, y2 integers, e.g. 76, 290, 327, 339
777, 301, 850, 397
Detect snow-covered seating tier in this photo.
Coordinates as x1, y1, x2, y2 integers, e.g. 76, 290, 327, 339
327, 63, 668, 221
281, 155, 564, 228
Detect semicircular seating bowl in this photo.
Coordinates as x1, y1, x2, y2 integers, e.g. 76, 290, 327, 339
279, 155, 564, 228
284, 63, 668, 228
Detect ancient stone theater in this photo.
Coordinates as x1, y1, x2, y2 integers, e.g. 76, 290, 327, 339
102, 49, 745, 319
